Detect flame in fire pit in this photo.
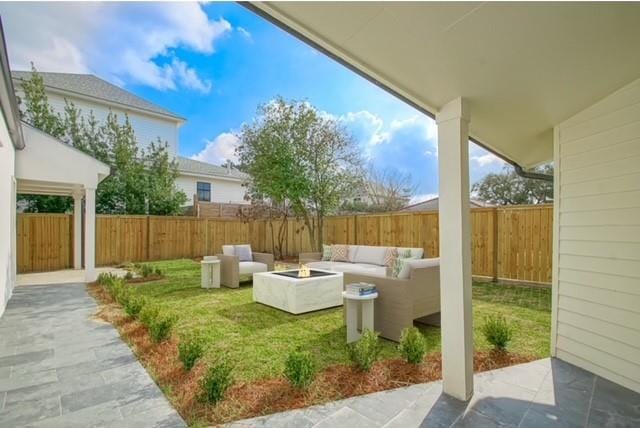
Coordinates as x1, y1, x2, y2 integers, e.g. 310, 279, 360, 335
298, 264, 310, 278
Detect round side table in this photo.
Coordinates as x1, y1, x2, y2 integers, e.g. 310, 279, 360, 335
342, 291, 378, 343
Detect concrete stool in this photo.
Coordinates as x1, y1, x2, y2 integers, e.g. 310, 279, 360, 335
342, 291, 378, 343
201, 256, 220, 289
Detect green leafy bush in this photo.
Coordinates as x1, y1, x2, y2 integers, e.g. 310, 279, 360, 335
149, 314, 176, 343
200, 361, 233, 404
139, 304, 160, 327
284, 350, 316, 389
482, 314, 513, 351
124, 271, 133, 280
140, 264, 154, 278
124, 295, 146, 318
178, 334, 205, 371
349, 329, 381, 371
154, 267, 163, 276
398, 327, 427, 364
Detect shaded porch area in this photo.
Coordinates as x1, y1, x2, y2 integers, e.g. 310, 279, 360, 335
229, 358, 640, 427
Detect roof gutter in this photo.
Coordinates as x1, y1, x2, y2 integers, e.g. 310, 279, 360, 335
242, 2, 553, 183
0, 19, 24, 149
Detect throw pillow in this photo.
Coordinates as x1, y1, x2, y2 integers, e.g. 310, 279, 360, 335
331, 244, 350, 262
383, 247, 399, 267
391, 256, 418, 279
398, 248, 412, 259
321, 244, 333, 261
234, 244, 253, 262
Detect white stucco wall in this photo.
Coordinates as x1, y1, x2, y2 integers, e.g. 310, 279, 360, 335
0, 110, 16, 317
552, 77, 640, 393
176, 175, 248, 205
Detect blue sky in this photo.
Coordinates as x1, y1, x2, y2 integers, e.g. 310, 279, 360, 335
0, 2, 506, 201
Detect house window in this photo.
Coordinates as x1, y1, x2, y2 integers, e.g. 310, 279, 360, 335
197, 182, 211, 202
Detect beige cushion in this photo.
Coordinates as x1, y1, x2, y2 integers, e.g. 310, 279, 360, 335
353, 245, 387, 266
239, 261, 268, 275
331, 244, 350, 262
222, 245, 235, 256
347, 245, 359, 262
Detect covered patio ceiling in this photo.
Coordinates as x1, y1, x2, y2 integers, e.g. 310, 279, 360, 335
248, 2, 640, 168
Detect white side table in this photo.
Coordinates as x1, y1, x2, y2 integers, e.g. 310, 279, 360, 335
342, 291, 378, 343
201, 258, 220, 289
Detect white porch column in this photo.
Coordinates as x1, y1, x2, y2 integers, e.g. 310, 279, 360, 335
84, 187, 96, 282
436, 97, 474, 400
73, 191, 83, 270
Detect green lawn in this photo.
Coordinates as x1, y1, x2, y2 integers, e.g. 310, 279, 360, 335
132, 259, 551, 382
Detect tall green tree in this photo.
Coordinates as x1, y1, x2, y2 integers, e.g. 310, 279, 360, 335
17, 66, 186, 215
472, 165, 553, 205
237, 98, 362, 251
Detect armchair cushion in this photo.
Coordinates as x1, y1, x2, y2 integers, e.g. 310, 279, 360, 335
239, 261, 268, 275
222, 245, 235, 256
234, 244, 253, 262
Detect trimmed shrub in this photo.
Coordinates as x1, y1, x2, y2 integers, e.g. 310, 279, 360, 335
154, 267, 163, 276
349, 329, 381, 371
482, 314, 513, 351
124, 271, 133, 280
398, 327, 427, 364
200, 361, 233, 404
124, 295, 147, 318
149, 314, 176, 343
139, 305, 160, 327
178, 335, 205, 371
284, 350, 316, 389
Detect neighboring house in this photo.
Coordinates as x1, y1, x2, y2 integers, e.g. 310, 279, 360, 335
342, 182, 411, 210
11, 71, 247, 205
400, 197, 492, 212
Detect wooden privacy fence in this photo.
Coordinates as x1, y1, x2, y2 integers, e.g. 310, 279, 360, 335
16, 205, 553, 284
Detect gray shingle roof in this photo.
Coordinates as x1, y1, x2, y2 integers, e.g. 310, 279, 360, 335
177, 156, 247, 180
11, 71, 184, 121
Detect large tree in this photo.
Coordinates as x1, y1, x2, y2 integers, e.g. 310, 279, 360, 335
342, 166, 415, 213
237, 98, 362, 251
17, 66, 186, 214
472, 164, 553, 205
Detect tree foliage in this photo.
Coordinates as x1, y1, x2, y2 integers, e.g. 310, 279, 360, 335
341, 166, 415, 213
237, 98, 362, 251
17, 65, 186, 214
472, 165, 553, 205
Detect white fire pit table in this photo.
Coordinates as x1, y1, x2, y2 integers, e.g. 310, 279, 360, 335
252, 269, 343, 314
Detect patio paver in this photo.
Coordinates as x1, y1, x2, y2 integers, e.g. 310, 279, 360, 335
0, 283, 185, 427
228, 358, 640, 427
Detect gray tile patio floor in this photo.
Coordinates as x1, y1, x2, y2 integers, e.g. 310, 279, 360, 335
0, 283, 186, 427
229, 358, 640, 428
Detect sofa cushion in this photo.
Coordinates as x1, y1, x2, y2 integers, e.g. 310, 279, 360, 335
321, 244, 333, 261
331, 244, 350, 262
383, 247, 399, 267
222, 245, 235, 256
407, 258, 440, 270
392, 256, 419, 279
353, 245, 387, 266
234, 244, 253, 262
239, 261, 267, 275
350, 263, 387, 277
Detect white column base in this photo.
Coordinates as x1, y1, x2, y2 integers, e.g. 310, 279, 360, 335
84, 187, 96, 282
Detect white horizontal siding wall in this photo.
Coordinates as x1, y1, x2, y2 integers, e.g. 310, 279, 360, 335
552, 77, 640, 393
38, 91, 179, 156
175, 175, 248, 206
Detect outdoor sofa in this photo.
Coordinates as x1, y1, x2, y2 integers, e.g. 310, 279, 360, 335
300, 245, 440, 341
216, 244, 274, 289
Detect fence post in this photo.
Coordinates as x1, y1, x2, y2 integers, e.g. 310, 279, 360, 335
146, 216, 151, 261
492, 208, 499, 281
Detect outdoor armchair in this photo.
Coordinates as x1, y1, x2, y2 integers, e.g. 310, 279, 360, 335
216, 245, 274, 289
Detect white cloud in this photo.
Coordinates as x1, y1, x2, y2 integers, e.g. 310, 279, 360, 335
237, 27, 253, 42
471, 152, 504, 167
192, 132, 240, 165
0, 2, 229, 93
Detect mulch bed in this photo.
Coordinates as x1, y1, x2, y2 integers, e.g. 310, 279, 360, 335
87, 283, 536, 426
